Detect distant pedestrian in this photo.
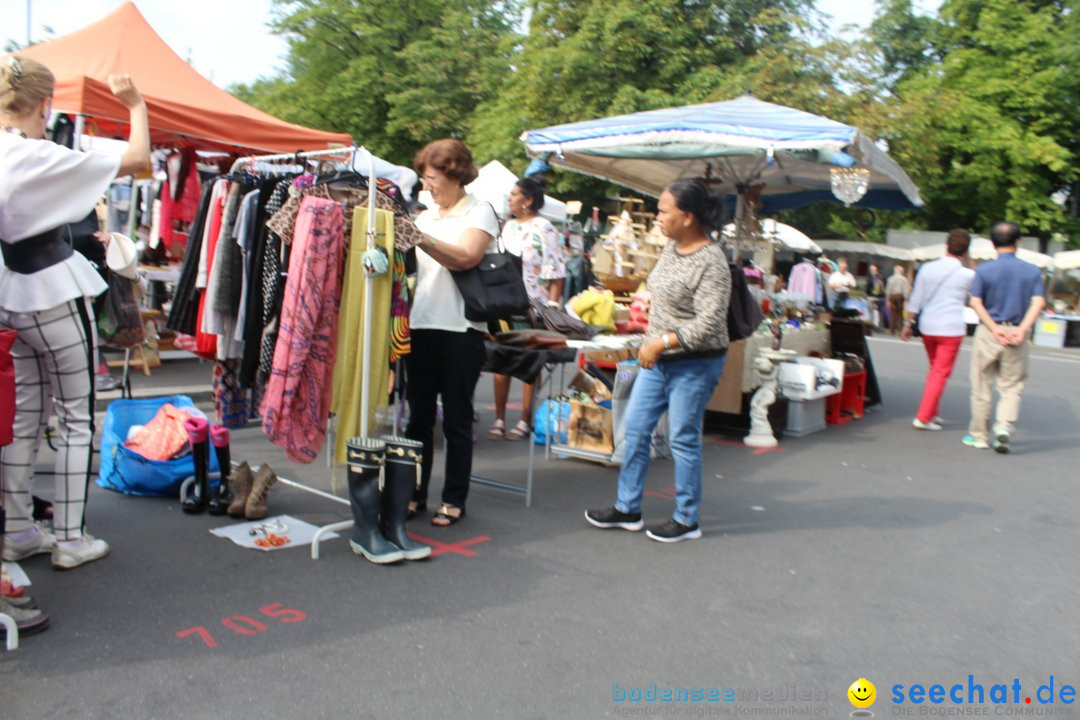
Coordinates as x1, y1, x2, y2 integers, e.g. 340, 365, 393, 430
828, 258, 856, 308
902, 229, 975, 431
962, 222, 1045, 453
866, 263, 885, 327
886, 265, 910, 334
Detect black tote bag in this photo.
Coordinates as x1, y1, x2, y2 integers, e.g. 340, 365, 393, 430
450, 204, 530, 322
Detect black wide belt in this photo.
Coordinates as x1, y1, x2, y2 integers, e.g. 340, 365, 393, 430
0, 227, 74, 274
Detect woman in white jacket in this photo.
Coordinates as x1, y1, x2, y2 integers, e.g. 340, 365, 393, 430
0, 56, 150, 573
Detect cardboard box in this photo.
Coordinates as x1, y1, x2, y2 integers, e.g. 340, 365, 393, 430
777, 357, 844, 401
778, 357, 845, 401
568, 400, 614, 455
582, 347, 637, 366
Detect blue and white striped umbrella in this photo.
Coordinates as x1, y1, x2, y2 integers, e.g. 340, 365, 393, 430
522, 96, 923, 212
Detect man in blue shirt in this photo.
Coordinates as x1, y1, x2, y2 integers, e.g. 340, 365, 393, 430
964, 222, 1046, 453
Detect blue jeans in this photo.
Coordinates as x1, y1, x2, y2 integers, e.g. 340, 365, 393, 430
614, 354, 727, 526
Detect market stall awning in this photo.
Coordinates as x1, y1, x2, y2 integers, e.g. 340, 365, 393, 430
910, 238, 1053, 268
522, 96, 923, 212
12, 2, 352, 153
814, 240, 913, 261
1053, 249, 1080, 270
722, 220, 821, 254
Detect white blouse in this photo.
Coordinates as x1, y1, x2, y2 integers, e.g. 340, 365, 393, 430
412, 193, 499, 333
0, 133, 120, 313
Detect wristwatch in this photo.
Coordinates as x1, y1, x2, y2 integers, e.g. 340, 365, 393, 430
662, 333, 672, 349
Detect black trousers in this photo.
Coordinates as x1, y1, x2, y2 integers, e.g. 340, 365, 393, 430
405, 328, 486, 509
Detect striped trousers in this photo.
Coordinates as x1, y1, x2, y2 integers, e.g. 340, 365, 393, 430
0, 298, 97, 541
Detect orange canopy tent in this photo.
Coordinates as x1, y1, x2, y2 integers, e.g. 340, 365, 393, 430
15, 2, 352, 153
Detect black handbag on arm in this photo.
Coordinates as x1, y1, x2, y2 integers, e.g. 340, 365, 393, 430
450, 203, 530, 322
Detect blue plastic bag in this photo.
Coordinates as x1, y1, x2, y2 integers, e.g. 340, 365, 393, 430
533, 399, 571, 446
97, 395, 220, 497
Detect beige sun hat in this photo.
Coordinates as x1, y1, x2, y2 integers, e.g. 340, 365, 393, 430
105, 233, 139, 280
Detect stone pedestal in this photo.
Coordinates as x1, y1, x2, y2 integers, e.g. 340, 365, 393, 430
744, 349, 796, 448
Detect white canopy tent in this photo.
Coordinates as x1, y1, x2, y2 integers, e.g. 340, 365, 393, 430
722, 219, 821, 254
1053, 249, 1080, 270
910, 237, 1053, 268
815, 239, 914, 262
418, 160, 567, 223
348, 147, 419, 202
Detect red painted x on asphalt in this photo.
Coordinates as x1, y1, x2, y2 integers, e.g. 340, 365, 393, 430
407, 532, 491, 557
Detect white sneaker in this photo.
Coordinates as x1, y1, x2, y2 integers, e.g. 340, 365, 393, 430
2, 528, 58, 562
912, 418, 943, 431
51, 533, 110, 570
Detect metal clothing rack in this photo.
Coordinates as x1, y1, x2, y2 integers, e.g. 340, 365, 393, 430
229, 145, 387, 559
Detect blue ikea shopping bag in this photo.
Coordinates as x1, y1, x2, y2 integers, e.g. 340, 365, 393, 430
97, 395, 220, 497
533, 399, 571, 446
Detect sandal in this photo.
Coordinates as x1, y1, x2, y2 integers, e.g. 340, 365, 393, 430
406, 501, 427, 520
485, 419, 506, 440
431, 503, 465, 527
505, 419, 531, 441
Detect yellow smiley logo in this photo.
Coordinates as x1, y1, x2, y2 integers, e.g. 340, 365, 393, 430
848, 678, 876, 709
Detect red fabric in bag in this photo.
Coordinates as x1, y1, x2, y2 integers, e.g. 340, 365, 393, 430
124, 403, 193, 461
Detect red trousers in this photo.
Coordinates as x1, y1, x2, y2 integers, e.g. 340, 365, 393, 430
916, 335, 964, 423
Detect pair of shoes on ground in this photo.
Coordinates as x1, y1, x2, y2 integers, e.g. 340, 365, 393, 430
585, 507, 702, 543
407, 501, 466, 527
431, 503, 465, 527
3, 528, 109, 570
0, 596, 49, 638
912, 416, 945, 431
225, 462, 278, 520
486, 419, 531, 441
962, 428, 1010, 454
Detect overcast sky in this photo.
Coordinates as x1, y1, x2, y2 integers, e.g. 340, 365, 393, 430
3, 0, 942, 89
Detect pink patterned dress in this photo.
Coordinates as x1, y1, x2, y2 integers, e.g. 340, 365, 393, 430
260, 195, 345, 463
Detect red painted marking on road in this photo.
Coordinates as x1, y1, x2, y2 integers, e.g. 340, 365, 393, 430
175, 603, 306, 650
645, 485, 676, 498
222, 615, 268, 636
407, 532, 492, 558
177, 626, 217, 649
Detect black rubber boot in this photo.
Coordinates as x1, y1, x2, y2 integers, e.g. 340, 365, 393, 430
381, 436, 431, 560
181, 417, 209, 514
207, 425, 233, 516
346, 438, 403, 565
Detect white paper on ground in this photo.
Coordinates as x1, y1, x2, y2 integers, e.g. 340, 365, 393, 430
210, 515, 338, 552
1, 562, 31, 588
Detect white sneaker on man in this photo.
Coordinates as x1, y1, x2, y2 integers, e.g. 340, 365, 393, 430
51, 534, 110, 570
2, 528, 57, 562
912, 418, 943, 431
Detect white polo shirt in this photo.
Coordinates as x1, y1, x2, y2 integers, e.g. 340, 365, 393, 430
907, 256, 976, 337
412, 193, 499, 333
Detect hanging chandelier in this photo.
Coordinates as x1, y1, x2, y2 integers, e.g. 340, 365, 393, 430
830, 167, 870, 206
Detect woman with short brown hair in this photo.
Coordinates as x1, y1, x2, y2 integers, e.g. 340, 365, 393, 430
405, 139, 498, 527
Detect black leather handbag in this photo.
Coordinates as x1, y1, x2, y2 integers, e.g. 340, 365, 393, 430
450, 205, 530, 322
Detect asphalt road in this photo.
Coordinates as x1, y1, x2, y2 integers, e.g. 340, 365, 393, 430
3, 336, 1079, 719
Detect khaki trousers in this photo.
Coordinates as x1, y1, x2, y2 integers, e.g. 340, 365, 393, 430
968, 324, 1029, 442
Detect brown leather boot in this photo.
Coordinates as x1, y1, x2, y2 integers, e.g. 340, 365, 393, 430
226, 462, 254, 518
245, 465, 278, 520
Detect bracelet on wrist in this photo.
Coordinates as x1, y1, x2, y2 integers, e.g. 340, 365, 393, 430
662, 333, 672, 349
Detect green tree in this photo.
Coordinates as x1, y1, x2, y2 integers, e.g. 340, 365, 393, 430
233, 0, 520, 167
881, 0, 1078, 244
468, 0, 825, 211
